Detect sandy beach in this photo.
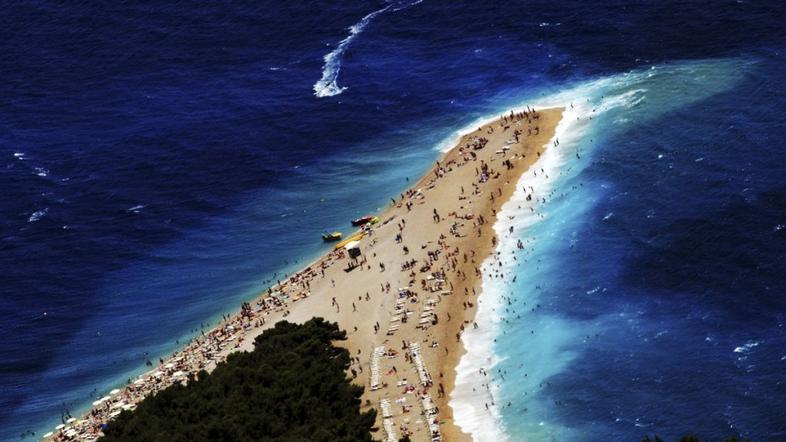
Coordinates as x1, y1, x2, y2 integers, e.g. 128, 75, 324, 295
45, 107, 563, 441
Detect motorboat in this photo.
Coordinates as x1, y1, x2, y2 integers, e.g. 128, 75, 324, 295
351, 215, 375, 226
322, 232, 342, 241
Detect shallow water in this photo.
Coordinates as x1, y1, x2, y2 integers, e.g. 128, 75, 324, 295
2, 1, 785, 440
454, 56, 786, 441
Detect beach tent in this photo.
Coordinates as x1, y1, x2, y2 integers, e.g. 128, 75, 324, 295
344, 241, 361, 259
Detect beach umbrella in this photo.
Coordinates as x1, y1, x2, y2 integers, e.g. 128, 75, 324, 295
133, 379, 144, 385
55, 424, 65, 430
43, 432, 53, 438
164, 363, 174, 369
92, 400, 103, 406
100, 395, 111, 402
110, 388, 121, 395
66, 417, 76, 423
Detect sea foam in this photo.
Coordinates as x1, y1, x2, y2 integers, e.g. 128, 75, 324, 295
28, 208, 49, 223
450, 101, 587, 442
449, 58, 751, 440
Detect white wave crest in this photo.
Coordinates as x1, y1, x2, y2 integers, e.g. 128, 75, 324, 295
29, 208, 49, 223
449, 58, 750, 440
734, 341, 760, 353
451, 102, 580, 442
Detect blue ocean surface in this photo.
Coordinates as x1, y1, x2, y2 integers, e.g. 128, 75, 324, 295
1, 1, 785, 440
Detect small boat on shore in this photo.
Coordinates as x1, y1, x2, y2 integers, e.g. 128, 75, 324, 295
351, 215, 375, 226
334, 231, 365, 249
322, 232, 342, 242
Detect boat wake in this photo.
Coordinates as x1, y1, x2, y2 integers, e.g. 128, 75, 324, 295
313, 0, 423, 98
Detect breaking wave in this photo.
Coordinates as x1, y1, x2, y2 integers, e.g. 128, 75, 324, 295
449, 57, 751, 441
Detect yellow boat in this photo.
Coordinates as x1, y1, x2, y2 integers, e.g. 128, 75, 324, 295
334, 231, 365, 249
322, 232, 342, 242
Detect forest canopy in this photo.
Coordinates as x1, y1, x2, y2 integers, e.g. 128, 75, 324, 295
102, 318, 376, 442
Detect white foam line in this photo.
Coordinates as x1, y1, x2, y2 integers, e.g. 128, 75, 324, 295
448, 58, 752, 440
450, 99, 599, 441
435, 65, 657, 153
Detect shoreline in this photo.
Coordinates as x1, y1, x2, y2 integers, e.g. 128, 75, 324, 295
449, 104, 579, 440
43, 107, 564, 442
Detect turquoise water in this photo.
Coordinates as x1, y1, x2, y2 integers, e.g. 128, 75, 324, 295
4, 1, 786, 439
451, 56, 786, 441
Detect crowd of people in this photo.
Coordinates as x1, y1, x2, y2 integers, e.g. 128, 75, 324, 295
44, 106, 554, 442
363, 108, 549, 441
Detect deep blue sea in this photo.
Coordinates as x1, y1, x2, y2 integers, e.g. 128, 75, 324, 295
1, 1, 785, 440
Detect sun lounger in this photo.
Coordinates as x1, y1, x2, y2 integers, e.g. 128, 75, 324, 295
382, 417, 397, 442
409, 342, 432, 386
370, 346, 385, 391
